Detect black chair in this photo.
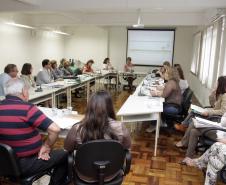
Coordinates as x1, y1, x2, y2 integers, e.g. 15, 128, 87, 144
196, 115, 222, 151
0, 143, 53, 185
220, 165, 226, 183
194, 116, 226, 184
123, 73, 137, 90
70, 140, 131, 185
162, 87, 193, 127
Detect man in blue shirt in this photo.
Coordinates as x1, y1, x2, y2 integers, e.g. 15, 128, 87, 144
0, 64, 18, 96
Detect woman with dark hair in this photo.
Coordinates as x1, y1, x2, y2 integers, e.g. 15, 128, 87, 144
175, 76, 226, 162
174, 64, 189, 94
103, 57, 113, 70
175, 76, 226, 132
20, 63, 36, 88
82, 59, 94, 74
64, 90, 131, 149
64, 91, 131, 181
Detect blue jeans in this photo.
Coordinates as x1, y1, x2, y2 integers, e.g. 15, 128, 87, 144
163, 103, 180, 115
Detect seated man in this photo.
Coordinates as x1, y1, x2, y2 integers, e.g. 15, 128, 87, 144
36, 59, 54, 85
0, 64, 18, 96
0, 78, 68, 185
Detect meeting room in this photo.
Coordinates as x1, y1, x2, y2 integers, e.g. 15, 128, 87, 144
1, 1, 226, 185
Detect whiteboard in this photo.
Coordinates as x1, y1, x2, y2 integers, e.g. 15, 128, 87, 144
127, 29, 175, 66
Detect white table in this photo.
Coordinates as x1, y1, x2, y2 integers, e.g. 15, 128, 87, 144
38, 107, 84, 138
117, 74, 165, 156
117, 95, 164, 156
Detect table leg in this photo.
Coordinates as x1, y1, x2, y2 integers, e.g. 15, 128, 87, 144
94, 78, 97, 92
67, 86, 71, 108
154, 113, 161, 156
51, 91, 56, 108
87, 81, 90, 103
116, 73, 119, 92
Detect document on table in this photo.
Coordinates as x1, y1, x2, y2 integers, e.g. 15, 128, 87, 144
52, 117, 79, 129
38, 107, 80, 129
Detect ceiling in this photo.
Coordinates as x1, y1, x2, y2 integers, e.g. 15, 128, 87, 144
0, 0, 226, 29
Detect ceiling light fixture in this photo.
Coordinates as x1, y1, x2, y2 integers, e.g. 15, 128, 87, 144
133, 9, 144, 28
5, 22, 35, 29
52, 30, 70, 36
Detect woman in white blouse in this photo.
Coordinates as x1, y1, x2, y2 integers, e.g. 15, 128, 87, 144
20, 63, 36, 89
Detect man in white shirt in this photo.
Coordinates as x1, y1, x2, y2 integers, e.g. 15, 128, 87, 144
0, 64, 18, 96
36, 59, 54, 85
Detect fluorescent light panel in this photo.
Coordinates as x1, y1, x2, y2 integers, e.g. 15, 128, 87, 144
52, 30, 70, 36
5, 22, 35, 29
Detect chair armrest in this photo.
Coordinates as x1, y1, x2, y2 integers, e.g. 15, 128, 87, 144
204, 106, 213, 108
202, 127, 226, 142
207, 115, 222, 122
123, 149, 131, 175
68, 152, 74, 181
220, 165, 226, 183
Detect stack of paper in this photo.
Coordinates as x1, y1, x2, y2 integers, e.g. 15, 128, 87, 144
193, 117, 221, 128
191, 104, 205, 114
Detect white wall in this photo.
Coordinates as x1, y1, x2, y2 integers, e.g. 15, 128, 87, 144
0, 23, 210, 105
0, 23, 65, 75
64, 26, 108, 69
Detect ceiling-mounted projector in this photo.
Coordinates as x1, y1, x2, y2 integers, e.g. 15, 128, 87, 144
133, 9, 144, 28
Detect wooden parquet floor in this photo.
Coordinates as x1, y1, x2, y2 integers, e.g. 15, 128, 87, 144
0, 88, 225, 185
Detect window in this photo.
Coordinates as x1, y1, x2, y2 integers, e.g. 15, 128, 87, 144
191, 17, 225, 88
207, 23, 218, 88
199, 26, 213, 84
190, 32, 201, 75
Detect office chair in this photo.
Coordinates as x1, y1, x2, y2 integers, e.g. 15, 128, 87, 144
196, 115, 223, 152
122, 73, 137, 90
162, 87, 193, 127
220, 165, 226, 183
69, 140, 131, 185
0, 143, 53, 185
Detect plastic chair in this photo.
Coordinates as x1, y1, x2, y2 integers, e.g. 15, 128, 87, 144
70, 140, 131, 185
0, 143, 53, 185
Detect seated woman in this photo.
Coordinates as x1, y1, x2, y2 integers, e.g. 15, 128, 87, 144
151, 67, 182, 118
61, 60, 74, 77
174, 64, 189, 94
64, 90, 131, 182
102, 58, 119, 87
175, 76, 226, 132
103, 57, 114, 70
50, 60, 64, 80
123, 57, 136, 90
82, 59, 94, 74
184, 113, 226, 185
156, 61, 171, 79
20, 63, 36, 89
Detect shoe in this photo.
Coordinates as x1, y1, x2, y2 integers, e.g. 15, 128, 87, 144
179, 157, 189, 165
75, 94, 81, 98
174, 123, 188, 132
175, 141, 183, 148
161, 122, 168, 127
146, 125, 156, 133
180, 157, 197, 167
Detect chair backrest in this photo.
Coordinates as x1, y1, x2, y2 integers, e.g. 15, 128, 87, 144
74, 140, 125, 182
0, 143, 21, 177
181, 87, 193, 116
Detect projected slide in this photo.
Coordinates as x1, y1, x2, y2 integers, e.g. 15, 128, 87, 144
127, 29, 175, 66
